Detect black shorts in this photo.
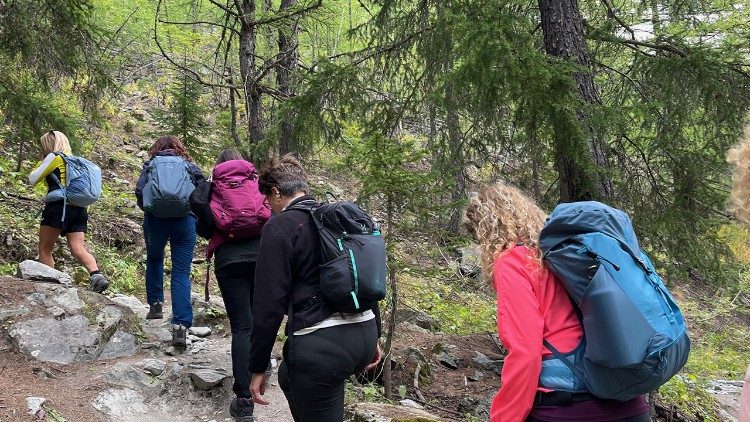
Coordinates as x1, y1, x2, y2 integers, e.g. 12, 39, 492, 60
41, 201, 88, 234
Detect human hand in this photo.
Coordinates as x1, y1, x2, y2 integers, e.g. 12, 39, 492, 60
364, 343, 383, 372
250, 372, 270, 405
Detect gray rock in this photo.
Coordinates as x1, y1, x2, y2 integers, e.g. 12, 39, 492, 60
346, 402, 444, 422
97, 306, 123, 337
459, 245, 481, 278
26, 292, 46, 304
0, 305, 29, 322
188, 368, 228, 390
26, 396, 46, 416
99, 330, 137, 360
143, 324, 172, 343
52, 288, 84, 313
189, 326, 212, 337
435, 351, 459, 370
17, 260, 73, 285
395, 309, 440, 332
111, 294, 148, 316
473, 351, 503, 374
10, 316, 99, 364
92, 388, 151, 417
139, 359, 167, 376
105, 362, 161, 392
50, 306, 65, 319
398, 399, 424, 410
468, 370, 485, 382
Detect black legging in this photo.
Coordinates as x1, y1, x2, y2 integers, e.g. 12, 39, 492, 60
215, 262, 256, 399
527, 411, 651, 422
278, 318, 378, 422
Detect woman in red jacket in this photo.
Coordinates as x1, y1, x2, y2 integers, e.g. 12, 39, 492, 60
462, 182, 650, 422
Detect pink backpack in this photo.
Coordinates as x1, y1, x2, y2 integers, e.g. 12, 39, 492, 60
210, 160, 270, 240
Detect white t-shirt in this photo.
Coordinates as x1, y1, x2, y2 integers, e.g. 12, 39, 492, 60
293, 309, 375, 336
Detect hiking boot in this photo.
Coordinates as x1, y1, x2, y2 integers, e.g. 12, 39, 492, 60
88, 273, 109, 293
229, 397, 254, 421
172, 324, 187, 349
146, 302, 163, 319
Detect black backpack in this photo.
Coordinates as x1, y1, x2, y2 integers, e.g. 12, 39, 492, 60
289, 200, 387, 313
188, 181, 214, 240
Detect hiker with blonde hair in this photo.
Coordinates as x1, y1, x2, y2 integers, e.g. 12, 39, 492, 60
463, 182, 649, 421
28, 130, 108, 293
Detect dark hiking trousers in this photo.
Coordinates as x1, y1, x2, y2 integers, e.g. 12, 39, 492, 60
216, 262, 256, 400
278, 318, 378, 422
527, 411, 651, 422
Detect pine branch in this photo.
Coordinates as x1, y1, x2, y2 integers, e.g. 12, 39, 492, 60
157, 18, 241, 36
207, 0, 239, 18
600, 0, 635, 40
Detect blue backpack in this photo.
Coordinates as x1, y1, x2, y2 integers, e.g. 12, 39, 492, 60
47, 153, 102, 221
142, 155, 195, 218
538, 201, 690, 401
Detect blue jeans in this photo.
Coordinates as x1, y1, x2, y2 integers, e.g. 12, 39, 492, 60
143, 214, 196, 327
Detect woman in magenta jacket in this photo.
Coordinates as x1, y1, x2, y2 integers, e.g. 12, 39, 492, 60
463, 182, 650, 422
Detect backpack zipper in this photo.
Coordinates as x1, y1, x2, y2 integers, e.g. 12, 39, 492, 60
579, 245, 677, 324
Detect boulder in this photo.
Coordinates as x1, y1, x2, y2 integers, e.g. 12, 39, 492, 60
346, 402, 444, 422
395, 309, 440, 332
187, 368, 228, 390
435, 351, 459, 370
17, 260, 73, 285
99, 330, 137, 360
10, 316, 99, 364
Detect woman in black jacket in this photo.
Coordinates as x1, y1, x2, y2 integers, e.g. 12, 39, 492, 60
248, 155, 382, 422
191, 149, 268, 422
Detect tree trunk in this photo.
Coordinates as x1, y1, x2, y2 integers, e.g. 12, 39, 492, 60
238, 0, 265, 155
277, 0, 300, 155
383, 197, 397, 400
538, 0, 613, 202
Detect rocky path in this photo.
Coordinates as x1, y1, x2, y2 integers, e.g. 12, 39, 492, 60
0, 266, 294, 422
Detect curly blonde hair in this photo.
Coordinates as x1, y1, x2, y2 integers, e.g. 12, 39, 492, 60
462, 182, 548, 281
728, 124, 750, 224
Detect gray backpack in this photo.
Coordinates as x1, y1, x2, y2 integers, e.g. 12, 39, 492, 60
45, 153, 102, 222
142, 156, 195, 218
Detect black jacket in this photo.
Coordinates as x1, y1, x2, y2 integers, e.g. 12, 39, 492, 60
248, 195, 381, 373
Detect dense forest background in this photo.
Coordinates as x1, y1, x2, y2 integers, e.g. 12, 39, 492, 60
2, 0, 750, 419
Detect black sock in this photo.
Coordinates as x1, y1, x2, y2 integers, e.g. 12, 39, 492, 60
90, 270, 101, 276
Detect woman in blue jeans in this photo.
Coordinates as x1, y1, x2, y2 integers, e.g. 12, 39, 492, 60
135, 136, 204, 347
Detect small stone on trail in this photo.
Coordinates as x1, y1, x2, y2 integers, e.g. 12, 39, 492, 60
188, 368, 228, 390
468, 370, 485, 382
189, 326, 212, 337
473, 351, 503, 373
139, 358, 167, 376
26, 396, 46, 416
436, 351, 459, 370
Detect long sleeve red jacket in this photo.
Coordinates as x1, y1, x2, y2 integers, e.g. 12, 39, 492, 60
490, 245, 583, 422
